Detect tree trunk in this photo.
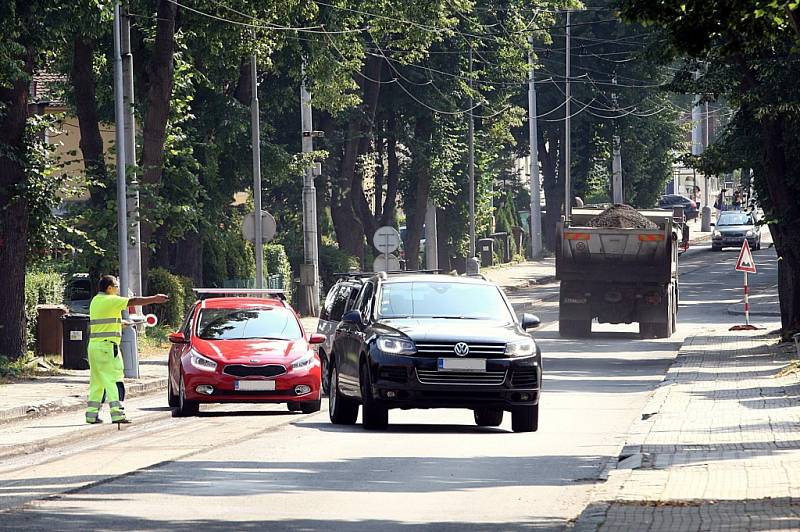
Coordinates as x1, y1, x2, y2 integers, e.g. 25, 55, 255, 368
331, 117, 366, 262
0, 52, 33, 359
378, 110, 400, 227
540, 133, 561, 251
173, 231, 204, 285
404, 114, 434, 271
139, 0, 178, 289
71, 35, 111, 280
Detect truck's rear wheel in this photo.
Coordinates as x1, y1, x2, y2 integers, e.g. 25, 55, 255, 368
559, 319, 591, 337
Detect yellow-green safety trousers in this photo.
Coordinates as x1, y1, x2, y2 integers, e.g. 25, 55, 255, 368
85, 342, 126, 423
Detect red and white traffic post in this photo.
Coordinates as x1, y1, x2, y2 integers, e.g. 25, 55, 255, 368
735, 240, 757, 325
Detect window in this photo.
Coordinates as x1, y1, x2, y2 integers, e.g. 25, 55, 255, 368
196, 307, 302, 340
181, 304, 197, 337
329, 285, 356, 321
377, 282, 513, 321
717, 213, 753, 226
320, 285, 339, 321
356, 282, 375, 320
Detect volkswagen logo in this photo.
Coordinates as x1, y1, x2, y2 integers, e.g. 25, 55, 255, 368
453, 342, 470, 357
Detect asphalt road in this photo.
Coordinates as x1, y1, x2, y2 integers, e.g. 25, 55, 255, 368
0, 236, 780, 531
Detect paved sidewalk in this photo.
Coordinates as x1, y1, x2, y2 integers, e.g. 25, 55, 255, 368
571, 330, 800, 531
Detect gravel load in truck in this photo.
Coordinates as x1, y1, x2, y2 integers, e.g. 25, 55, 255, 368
587, 204, 658, 230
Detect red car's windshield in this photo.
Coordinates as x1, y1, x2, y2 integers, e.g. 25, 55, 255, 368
196, 307, 302, 341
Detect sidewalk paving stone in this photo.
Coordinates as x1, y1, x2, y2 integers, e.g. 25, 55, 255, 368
571, 330, 800, 532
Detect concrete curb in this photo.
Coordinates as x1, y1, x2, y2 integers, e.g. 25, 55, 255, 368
726, 304, 781, 317
0, 377, 167, 426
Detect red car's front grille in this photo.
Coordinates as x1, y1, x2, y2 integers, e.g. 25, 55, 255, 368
223, 364, 286, 378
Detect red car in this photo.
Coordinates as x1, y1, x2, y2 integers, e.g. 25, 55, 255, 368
167, 291, 325, 416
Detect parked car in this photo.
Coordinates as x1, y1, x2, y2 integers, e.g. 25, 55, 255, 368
317, 274, 367, 395
328, 272, 542, 432
712, 211, 761, 251
167, 289, 324, 416
65, 273, 92, 314
657, 194, 698, 221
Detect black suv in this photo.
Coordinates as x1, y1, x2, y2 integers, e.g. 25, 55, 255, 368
328, 272, 542, 432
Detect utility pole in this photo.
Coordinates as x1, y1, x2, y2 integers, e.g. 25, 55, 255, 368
693, 70, 711, 231
113, 3, 137, 377
527, 35, 542, 259
468, 49, 476, 258
120, 11, 140, 378
300, 66, 320, 316
250, 31, 264, 289
564, 10, 572, 222
611, 75, 623, 204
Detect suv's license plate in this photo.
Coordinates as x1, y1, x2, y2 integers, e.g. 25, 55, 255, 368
235, 380, 276, 391
438, 358, 486, 372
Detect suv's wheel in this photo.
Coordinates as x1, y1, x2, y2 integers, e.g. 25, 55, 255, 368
174, 374, 199, 417
511, 404, 539, 433
320, 352, 331, 396
474, 408, 504, 427
167, 373, 179, 407
328, 365, 358, 425
360, 362, 388, 430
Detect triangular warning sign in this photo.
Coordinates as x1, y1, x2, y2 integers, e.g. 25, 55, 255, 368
735, 240, 757, 273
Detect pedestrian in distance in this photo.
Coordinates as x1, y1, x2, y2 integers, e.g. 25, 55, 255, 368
85, 275, 168, 424
732, 188, 742, 210
714, 188, 727, 213
693, 185, 701, 211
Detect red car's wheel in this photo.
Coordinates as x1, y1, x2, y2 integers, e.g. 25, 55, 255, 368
174, 373, 199, 417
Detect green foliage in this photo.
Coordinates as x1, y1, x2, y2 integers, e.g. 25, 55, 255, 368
0, 353, 39, 381
147, 268, 187, 326
24, 271, 65, 351
318, 244, 359, 294
264, 243, 292, 302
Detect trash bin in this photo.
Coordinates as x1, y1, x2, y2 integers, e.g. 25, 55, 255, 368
478, 238, 494, 267
61, 314, 90, 370
37, 304, 68, 357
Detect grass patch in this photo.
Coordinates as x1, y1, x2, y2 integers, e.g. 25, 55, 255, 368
138, 325, 172, 358
0, 353, 63, 383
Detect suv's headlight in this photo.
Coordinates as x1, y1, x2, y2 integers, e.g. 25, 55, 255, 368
505, 338, 535, 357
291, 352, 315, 370
190, 350, 217, 372
376, 336, 416, 355
746, 230, 755, 236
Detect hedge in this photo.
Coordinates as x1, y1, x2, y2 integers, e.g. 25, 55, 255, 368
319, 244, 359, 294
264, 243, 292, 302
24, 272, 65, 351
147, 268, 190, 326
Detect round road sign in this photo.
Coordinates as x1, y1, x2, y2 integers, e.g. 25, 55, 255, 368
373, 226, 401, 254
242, 210, 277, 243
373, 253, 401, 273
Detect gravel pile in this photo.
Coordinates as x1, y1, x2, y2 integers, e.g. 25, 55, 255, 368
587, 204, 658, 229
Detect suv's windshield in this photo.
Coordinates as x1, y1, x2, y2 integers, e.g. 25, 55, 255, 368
377, 281, 512, 320
196, 307, 302, 340
717, 213, 752, 226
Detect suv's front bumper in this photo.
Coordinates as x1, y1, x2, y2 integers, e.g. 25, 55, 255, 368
366, 349, 541, 411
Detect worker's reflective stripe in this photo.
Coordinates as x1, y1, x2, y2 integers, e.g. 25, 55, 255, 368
90, 318, 121, 325
89, 332, 121, 339
109, 401, 122, 409
85, 411, 98, 419
111, 414, 127, 422
87, 401, 102, 409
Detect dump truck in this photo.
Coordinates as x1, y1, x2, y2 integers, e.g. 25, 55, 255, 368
556, 207, 683, 339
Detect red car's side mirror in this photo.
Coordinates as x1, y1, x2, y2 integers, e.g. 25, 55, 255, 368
308, 333, 326, 345
169, 332, 188, 344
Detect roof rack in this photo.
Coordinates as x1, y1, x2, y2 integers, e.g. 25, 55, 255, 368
332, 272, 373, 279
192, 288, 286, 301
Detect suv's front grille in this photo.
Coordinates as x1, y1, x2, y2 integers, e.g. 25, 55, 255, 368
416, 369, 507, 386
415, 342, 506, 357
511, 368, 538, 387
223, 364, 286, 378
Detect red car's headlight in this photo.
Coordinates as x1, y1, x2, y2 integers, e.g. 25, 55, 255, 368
190, 350, 218, 372
291, 352, 315, 370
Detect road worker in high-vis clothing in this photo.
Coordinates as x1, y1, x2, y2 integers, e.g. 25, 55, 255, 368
85, 275, 168, 424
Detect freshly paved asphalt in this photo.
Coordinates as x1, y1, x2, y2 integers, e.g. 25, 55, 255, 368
0, 235, 780, 531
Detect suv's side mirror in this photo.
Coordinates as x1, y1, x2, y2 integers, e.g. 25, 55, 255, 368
521, 313, 541, 330
341, 309, 363, 324
168, 331, 188, 344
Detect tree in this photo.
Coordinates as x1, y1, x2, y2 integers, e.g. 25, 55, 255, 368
620, 0, 800, 339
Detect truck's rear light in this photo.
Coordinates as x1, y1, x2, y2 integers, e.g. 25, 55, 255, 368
565, 232, 591, 240
639, 234, 665, 241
